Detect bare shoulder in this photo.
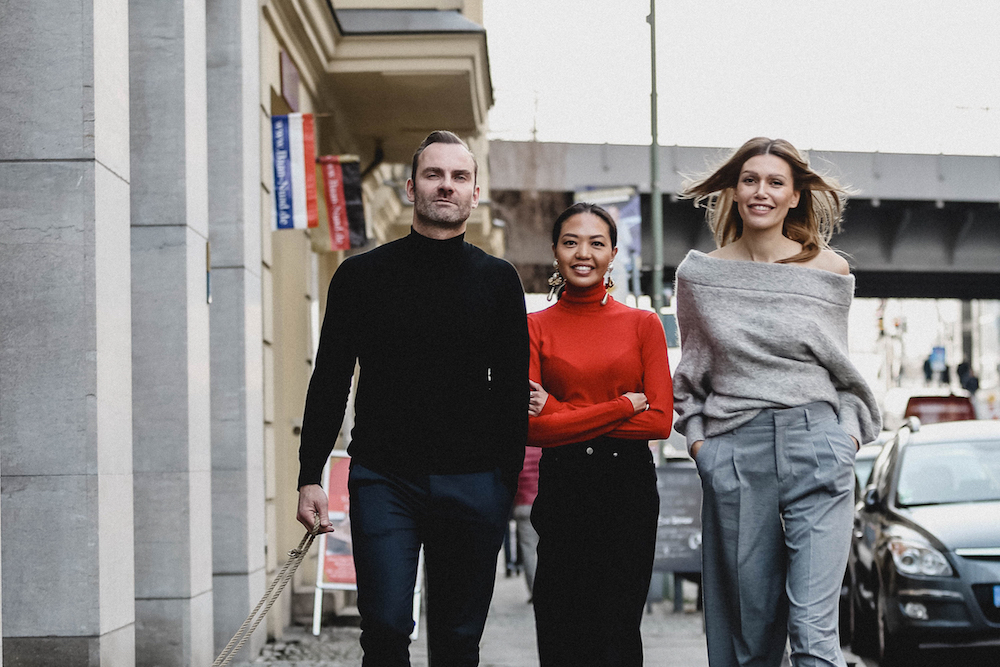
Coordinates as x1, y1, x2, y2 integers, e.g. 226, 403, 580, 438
804, 249, 850, 275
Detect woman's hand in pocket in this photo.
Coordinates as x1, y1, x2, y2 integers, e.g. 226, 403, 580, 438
690, 440, 705, 460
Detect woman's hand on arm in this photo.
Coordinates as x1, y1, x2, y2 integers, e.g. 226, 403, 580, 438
528, 380, 549, 417
607, 313, 673, 439
623, 392, 648, 414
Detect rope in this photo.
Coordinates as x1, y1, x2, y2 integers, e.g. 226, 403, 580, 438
212, 519, 322, 667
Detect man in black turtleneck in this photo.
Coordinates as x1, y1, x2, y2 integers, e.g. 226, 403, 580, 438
296, 131, 528, 666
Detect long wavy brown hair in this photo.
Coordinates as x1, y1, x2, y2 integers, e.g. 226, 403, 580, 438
681, 137, 849, 264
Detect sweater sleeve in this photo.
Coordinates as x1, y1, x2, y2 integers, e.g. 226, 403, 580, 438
527, 317, 634, 447
671, 276, 710, 452
607, 312, 674, 440
297, 262, 359, 488
828, 324, 882, 446
491, 263, 530, 492
528, 395, 636, 447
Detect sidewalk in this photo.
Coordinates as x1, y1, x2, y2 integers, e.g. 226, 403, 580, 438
253, 557, 708, 666
252, 556, 870, 666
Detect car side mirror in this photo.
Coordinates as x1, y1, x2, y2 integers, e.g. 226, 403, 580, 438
863, 487, 879, 510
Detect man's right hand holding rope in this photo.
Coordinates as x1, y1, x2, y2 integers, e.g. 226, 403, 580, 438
296, 484, 335, 534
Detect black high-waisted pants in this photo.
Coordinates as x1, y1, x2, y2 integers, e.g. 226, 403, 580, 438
531, 437, 660, 667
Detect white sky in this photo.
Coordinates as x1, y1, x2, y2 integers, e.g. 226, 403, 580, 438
483, 0, 1000, 155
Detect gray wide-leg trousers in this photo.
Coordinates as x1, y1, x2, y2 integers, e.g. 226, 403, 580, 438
696, 402, 856, 667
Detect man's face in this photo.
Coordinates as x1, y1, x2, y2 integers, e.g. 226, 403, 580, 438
406, 142, 480, 230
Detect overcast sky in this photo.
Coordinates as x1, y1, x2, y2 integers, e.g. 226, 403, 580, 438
483, 0, 1000, 155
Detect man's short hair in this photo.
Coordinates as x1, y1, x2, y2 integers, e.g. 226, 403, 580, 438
410, 130, 479, 184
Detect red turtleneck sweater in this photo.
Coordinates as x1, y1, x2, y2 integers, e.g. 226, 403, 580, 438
528, 283, 673, 447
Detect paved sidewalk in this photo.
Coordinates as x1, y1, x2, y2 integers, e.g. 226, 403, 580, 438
251, 556, 874, 666
252, 557, 708, 666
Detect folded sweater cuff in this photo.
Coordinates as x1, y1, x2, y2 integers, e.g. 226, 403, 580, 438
680, 415, 705, 455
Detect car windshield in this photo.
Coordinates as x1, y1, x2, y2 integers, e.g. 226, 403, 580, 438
896, 439, 1000, 507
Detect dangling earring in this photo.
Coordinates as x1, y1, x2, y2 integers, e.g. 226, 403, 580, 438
601, 263, 615, 306
547, 259, 565, 301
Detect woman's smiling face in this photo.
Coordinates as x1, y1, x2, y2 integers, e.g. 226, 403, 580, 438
733, 153, 801, 233
553, 212, 617, 290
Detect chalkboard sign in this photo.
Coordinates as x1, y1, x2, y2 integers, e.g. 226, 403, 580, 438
652, 460, 703, 573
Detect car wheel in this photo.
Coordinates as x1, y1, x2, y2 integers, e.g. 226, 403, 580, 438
877, 591, 916, 667
849, 581, 876, 657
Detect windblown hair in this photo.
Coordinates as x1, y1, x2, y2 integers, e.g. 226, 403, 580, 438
551, 202, 618, 248
681, 137, 849, 264
410, 130, 478, 183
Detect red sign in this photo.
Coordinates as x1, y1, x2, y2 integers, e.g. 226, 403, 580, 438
319, 156, 351, 251
319, 454, 356, 587
326, 455, 351, 514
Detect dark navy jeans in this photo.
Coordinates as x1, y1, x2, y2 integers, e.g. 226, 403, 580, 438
349, 462, 513, 667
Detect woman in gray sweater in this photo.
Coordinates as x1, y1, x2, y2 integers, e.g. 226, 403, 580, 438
673, 137, 881, 667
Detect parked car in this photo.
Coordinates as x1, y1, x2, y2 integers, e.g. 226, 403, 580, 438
904, 394, 976, 425
848, 419, 1000, 665
839, 437, 890, 644
882, 387, 976, 431
855, 437, 890, 488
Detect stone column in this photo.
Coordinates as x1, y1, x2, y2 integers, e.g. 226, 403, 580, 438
0, 1, 135, 665
129, 0, 214, 664
206, 0, 266, 659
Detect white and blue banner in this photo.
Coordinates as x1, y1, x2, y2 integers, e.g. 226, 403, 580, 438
271, 113, 318, 231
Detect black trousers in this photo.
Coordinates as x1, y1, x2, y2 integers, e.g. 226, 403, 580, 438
349, 463, 512, 667
531, 438, 659, 667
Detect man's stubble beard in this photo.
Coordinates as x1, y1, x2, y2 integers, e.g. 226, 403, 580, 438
413, 194, 472, 230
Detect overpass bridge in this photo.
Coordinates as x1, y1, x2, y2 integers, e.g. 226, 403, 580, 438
488, 141, 1000, 299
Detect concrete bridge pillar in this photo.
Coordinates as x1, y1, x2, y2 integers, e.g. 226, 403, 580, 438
129, 0, 214, 664
0, 1, 136, 664
206, 0, 266, 659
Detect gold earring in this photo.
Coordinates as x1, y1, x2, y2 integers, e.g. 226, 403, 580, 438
601, 266, 615, 305
547, 259, 565, 301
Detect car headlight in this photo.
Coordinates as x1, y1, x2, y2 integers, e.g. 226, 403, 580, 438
888, 539, 953, 577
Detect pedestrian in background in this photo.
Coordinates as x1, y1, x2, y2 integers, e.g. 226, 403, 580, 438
527, 202, 673, 666
673, 137, 882, 667
512, 445, 542, 599
296, 131, 528, 667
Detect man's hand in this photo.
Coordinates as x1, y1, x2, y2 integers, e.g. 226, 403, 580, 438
297, 484, 335, 534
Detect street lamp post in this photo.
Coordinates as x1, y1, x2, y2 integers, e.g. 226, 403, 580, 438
648, 0, 664, 313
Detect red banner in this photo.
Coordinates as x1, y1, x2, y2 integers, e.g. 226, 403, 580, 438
302, 114, 318, 229
319, 156, 351, 251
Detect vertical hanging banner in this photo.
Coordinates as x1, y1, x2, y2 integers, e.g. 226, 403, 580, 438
271, 113, 318, 230
318, 155, 368, 250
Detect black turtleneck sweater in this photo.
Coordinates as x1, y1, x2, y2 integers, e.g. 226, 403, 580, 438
298, 229, 529, 491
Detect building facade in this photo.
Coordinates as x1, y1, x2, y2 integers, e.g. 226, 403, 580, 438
0, 1, 496, 664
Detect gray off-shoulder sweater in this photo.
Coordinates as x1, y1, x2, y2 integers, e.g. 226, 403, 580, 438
672, 250, 881, 452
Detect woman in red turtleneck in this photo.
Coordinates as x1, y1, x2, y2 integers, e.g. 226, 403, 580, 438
527, 203, 673, 667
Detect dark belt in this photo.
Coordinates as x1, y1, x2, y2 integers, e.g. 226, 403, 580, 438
541, 437, 650, 463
